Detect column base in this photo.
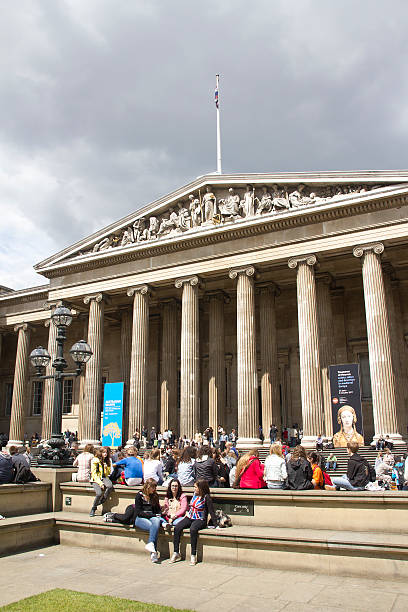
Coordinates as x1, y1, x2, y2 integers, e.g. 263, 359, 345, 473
236, 437, 263, 450
298, 436, 319, 449
371, 433, 406, 445
79, 439, 101, 449
6, 440, 24, 449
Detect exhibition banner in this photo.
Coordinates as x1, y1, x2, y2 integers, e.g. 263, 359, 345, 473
101, 382, 124, 448
329, 364, 364, 447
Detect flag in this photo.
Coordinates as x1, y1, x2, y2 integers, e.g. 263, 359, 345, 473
214, 85, 219, 109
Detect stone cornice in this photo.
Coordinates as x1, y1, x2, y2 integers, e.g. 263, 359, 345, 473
36, 187, 408, 279
0, 285, 49, 305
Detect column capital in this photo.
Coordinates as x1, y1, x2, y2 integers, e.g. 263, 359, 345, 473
353, 242, 384, 258
13, 323, 32, 333
83, 292, 109, 305
174, 275, 202, 289
127, 284, 153, 298
228, 265, 256, 280
288, 254, 317, 269
316, 272, 335, 287
204, 290, 231, 304
256, 282, 280, 298
159, 297, 179, 308
43, 299, 63, 311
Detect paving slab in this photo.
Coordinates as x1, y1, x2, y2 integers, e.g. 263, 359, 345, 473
0, 544, 405, 611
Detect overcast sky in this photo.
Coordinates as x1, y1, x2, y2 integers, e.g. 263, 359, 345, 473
1, 0, 408, 289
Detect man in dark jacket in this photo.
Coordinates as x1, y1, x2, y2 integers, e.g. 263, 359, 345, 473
0, 451, 14, 484
332, 442, 374, 490
193, 446, 218, 486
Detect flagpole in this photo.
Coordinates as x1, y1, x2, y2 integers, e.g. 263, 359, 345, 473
216, 74, 222, 174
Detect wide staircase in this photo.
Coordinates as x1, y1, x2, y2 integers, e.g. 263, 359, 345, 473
2, 451, 408, 582
257, 444, 407, 476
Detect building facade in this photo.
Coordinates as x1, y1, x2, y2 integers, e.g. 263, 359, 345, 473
1, 171, 408, 446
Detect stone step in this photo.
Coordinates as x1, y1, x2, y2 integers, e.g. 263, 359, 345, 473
0, 513, 55, 556
54, 511, 408, 580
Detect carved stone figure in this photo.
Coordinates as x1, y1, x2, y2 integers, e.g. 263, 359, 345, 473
93, 235, 114, 252
240, 185, 255, 217
178, 206, 190, 231
271, 184, 290, 211
158, 208, 179, 236
219, 188, 241, 219
133, 218, 148, 242
289, 184, 315, 208
255, 187, 273, 215
189, 194, 202, 228
147, 216, 159, 240
120, 225, 135, 247
202, 186, 217, 223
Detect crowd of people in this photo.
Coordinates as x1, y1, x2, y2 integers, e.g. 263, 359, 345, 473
2, 423, 408, 564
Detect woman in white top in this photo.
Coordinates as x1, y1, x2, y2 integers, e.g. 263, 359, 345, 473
264, 443, 287, 489
73, 444, 94, 482
143, 449, 164, 484
176, 446, 197, 487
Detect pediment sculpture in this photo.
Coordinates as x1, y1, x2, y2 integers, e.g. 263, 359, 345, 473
88, 183, 380, 255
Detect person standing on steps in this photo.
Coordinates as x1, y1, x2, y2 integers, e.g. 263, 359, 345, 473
89, 447, 113, 516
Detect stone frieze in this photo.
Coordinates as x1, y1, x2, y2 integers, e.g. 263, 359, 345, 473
82, 183, 380, 255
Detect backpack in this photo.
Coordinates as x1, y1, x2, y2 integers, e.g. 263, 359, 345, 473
13, 462, 37, 484
368, 462, 376, 482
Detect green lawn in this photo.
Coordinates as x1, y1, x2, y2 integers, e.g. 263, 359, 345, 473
0, 589, 194, 612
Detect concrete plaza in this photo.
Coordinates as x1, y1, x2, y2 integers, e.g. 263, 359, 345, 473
0, 545, 407, 612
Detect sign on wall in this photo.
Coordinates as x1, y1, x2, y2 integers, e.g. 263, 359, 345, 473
101, 382, 124, 448
329, 364, 364, 447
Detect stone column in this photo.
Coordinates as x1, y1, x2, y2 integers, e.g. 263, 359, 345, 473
79, 293, 105, 446
207, 291, 228, 434
77, 314, 88, 441
288, 255, 323, 445
41, 317, 58, 441
126, 285, 151, 442
353, 243, 401, 442
175, 276, 200, 439
229, 266, 260, 448
160, 299, 178, 433
120, 308, 132, 443
316, 273, 336, 439
382, 265, 405, 437
331, 287, 349, 364
258, 283, 281, 444
8, 323, 31, 445
391, 279, 408, 437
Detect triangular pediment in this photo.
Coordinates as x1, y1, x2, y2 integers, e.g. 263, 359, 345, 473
34, 171, 408, 276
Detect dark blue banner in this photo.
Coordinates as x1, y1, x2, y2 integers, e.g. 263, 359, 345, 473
329, 364, 364, 447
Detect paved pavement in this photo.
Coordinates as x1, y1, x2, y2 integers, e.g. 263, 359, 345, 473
0, 545, 407, 611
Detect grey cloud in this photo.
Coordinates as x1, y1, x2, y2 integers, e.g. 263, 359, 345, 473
1, 0, 408, 288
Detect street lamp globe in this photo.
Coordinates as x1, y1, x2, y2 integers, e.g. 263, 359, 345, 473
51, 306, 73, 328
69, 339, 93, 366
29, 346, 51, 369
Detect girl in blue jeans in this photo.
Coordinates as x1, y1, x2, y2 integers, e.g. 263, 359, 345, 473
134, 478, 162, 563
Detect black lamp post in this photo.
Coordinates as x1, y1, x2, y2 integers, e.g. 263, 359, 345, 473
30, 306, 93, 467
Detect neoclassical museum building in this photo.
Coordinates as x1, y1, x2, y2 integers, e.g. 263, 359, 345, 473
1, 171, 408, 447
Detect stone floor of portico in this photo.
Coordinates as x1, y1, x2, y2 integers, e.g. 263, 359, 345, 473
1, 544, 407, 612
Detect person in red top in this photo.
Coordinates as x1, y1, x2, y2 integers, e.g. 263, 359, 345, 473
234, 449, 266, 489
307, 451, 324, 489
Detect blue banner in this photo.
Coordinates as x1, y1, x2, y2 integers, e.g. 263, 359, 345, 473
101, 382, 124, 448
